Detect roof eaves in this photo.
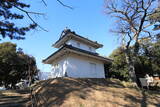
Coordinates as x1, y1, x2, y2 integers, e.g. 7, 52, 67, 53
43, 45, 112, 64
65, 45, 112, 62
52, 33, 70, 48
42, 46, 66, 64
71, 33, 103, 48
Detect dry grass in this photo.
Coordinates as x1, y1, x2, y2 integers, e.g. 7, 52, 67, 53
27, 78, 160, 107
0, 89, 30, 106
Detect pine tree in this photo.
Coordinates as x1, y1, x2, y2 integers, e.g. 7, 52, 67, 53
0, 0, 38, 40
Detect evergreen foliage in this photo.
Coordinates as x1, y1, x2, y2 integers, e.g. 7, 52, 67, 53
0, 42, 39, 89
109, 47, 129, 81
105, 0, 160, 82
109, 39, 160, 81
0, 0, 37, 40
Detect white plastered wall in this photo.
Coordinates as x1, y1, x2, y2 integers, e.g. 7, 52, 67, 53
50, 54, 106, 78
66, 54, 105, 78
66, 40, 96, 53
50, 58, 68, 78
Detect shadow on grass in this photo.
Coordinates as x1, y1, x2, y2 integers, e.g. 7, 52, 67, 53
0, 89, 30, 107
141, 91, 147, 107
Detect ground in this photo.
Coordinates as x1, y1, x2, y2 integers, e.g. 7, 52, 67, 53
0, 89, 30, 107
0, 78, 160, 107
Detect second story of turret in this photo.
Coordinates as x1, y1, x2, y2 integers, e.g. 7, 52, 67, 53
52, 29, 103, 53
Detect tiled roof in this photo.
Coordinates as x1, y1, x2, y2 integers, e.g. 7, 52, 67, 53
53, 29, 103, 48
43, 44, 112, 64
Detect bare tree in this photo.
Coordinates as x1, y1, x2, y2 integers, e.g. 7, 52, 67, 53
105, 0, 159, 82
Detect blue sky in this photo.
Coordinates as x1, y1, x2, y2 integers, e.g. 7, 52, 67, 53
1, 0, 120, 72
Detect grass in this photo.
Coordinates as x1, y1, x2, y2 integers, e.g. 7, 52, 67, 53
0, 89, 30, 107
26, 78, 160, 107
0, 78, 159, 107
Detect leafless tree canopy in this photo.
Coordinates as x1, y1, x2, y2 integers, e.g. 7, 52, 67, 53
105, 0, 158, 46
105, 0, 159, 82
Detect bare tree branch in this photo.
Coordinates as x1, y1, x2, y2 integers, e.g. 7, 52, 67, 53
13, 4, 44, 15
143, 23, 155, 29
41, 0, 73, 9
5, 0, 74, 32
26, 13, 48, 32
8, 2, 48, 32
104, 0, 157, 83
56, 0, 73, 9
142, 30, 152, 37
42, 0, 47, 6
126, 32, 133, 48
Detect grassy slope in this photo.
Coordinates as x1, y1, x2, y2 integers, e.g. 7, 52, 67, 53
29, 78, 160, 107
0, 89, 30, 107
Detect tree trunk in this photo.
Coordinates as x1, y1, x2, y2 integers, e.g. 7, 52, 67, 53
4, 83, 8, 89
124, 48, 137, 83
